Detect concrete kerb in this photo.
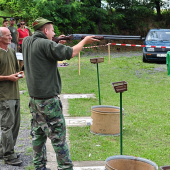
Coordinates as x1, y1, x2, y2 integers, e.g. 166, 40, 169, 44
46, 94, 105, 170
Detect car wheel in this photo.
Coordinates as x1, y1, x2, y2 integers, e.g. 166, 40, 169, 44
143, 55, 148, 63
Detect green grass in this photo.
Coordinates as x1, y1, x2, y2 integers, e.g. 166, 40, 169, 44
19, 79, 30, 115
17, 144, 24, 147
59, 54, 170, 167
19, 53, 170, 167
26, 147, 33, 155
19, 138, 24, 141
25, 165, 35, 170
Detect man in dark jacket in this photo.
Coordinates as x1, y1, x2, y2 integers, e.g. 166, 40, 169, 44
22, 17, 99, 170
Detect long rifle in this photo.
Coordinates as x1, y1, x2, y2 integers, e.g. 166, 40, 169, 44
52, 34, 143, 43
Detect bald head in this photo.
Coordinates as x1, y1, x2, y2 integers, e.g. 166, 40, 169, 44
0, 27, 12, 48
0, 27, 10, 37
0, 27, 4, 37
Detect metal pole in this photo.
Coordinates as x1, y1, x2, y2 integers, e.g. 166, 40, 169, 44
97, 63, 101, 105
120, 92, 123, 155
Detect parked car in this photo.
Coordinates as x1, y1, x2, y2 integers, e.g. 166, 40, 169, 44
143, 29, 170, 62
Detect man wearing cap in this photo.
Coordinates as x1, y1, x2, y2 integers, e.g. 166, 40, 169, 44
8, 18, 17, 52
22, 17, 99, 170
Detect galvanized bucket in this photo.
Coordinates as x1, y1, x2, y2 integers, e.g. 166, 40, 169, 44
160, 166, 170, 170
90, 105, 124, 136
105, 155, 158, 170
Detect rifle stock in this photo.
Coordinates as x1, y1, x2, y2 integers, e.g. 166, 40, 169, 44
52, 35, 74, 43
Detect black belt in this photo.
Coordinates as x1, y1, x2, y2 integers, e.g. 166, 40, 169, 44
30, 96, 58, 100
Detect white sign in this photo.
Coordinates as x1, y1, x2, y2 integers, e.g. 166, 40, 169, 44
16, 52, 23, 60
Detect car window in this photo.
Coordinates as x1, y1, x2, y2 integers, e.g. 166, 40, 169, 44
146, 31, 170, 41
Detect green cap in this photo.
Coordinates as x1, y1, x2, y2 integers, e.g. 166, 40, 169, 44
32, 17, 53, 31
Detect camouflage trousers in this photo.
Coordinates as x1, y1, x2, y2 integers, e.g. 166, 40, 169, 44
29, 96, 73, 170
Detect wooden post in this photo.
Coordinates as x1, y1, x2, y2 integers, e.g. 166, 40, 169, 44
108, 43, 110, 64
18, 60, 20, 67
19, 60, 24, 71
79, 52, 80, 75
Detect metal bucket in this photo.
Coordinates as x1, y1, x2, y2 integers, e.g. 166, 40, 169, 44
90, 105, 123, 136
160, 166, 170, 170
105, 155, 158, 170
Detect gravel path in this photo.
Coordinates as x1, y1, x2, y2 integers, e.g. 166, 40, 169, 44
81, 51, 143, 58
0, 115, 33, 170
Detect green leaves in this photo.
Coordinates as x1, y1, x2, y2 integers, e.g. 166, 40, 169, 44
0, 0, 169, 35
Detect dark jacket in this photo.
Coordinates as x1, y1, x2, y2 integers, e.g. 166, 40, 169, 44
22, 31, 73, 98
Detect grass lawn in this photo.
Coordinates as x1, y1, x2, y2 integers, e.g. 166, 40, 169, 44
60, 53, 170, 167
19, 52, 170, 167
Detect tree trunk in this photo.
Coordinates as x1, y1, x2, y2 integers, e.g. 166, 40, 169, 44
65, 0, 70, 4
96, 0, 102, 34
97, 17, 103, 34
155, 0, 162, 21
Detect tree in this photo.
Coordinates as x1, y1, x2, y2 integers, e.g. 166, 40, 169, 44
0, 0, 38, 25
0, 0, 168, 35
106, 0, 140, 10
140, 0, 166, 21
151, 0, 166, 20
79, 0, 108, 34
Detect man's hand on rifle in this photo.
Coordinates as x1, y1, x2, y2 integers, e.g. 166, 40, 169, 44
83, 36, 100, 44
71, 35, 100, 58
58, 35, 67, 44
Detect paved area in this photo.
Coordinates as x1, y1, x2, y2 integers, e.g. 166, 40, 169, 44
46, 94, 105, 170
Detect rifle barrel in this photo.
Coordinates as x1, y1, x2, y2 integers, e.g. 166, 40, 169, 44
106, 36, 142, 39
72, 34, 142, 40
52, 34, 143, 42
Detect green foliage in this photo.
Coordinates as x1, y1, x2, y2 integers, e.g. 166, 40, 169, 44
106, 0, 155, 34
161, 9, 170, 26
107, 0, 135, 9
79, 1, 107, 33
0, 0, 38, 26
33, 0, 83, 33
144, 0, 166, 8
114, 7, 153, 32
0, 0, 170, 35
